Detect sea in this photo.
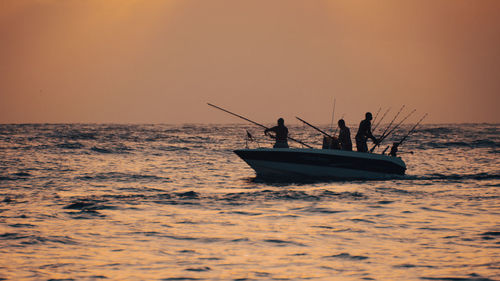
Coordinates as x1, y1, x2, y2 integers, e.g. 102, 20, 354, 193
0, 123, 499, 281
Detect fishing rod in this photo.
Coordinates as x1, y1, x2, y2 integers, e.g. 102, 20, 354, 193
395, 113, 427, 146
207, 103, 313, 148
380, 109, 416, 142
370, 108, 416, 153
296, 116, 341, 150
296, 116, 334, 138
371, 107, 382, 127
329, 98, 336, 135
388, 113, 427, 156
372, 107, 390, 132
378, 105, 405, 142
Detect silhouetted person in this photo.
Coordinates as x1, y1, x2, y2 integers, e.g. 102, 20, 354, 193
355, 112, 378, 152
389, 142, 399, 157
265, 118, 289, 148
338, 119, 352, 151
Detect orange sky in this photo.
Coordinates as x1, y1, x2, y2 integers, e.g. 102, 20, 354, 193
1, 0, 499, 124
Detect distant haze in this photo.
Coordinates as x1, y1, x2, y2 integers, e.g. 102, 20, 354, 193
1, 0, 499, 124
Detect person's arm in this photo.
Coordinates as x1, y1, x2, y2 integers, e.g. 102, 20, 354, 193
366, 124, 378, 143
338, 128, 345, 141
368, 131, 378, 143
264, 126, 277, 137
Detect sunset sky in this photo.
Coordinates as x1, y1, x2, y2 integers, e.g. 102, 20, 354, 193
1, 0, 499, 124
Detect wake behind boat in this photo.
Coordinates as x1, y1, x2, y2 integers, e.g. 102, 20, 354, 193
234, 147, 406, 180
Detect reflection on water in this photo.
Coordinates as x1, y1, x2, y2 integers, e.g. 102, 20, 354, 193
0, 124, 499, 280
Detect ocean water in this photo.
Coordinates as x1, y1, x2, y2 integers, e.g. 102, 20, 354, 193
0, 123, 499, 281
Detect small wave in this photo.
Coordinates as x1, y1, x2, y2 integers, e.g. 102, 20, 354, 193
421, 273, 495, 281
394, 263, 436, 268
64, 201, 97, 210
163, 235, 222, 244
421, 140, 499, 149
231, 238, 250, 242
185, 267, 211, 272
302, 207, 345, 214
225, 211, 262, 216
64, 199, 116, 211
0, 232, 77, 246
0, 172, 31, 181
350, 218, 375, 224
46, 130, 97, 140
324, 253, 369, 261
418, 226, 452, 231
8, 223, 36, 228
221, 190, 317, 202
161, 277, 203, 281
76, 172, 169, 182
90, 147, 113, 153
263, 239, 306, 247
221, 189, 361, 202
63, 189, 366, 210
63, 198, 113, 219
66, 210, 106, 219
481, 231, 500, 236
64, 131, 97, 140
178, 250, 197, 254
400, 172, 500, 182
419, 127, 456, 135
90, 144, 133, 154
56, 142, 84, 149
157, 145, 190, 152
481, 231, 500, 240
176, 191, 199, 199
375, 186, 424, 195
416, 173, 500, 181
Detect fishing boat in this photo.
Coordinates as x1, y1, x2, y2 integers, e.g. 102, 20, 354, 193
208, 102, 425, 181
234, 148, 406, 180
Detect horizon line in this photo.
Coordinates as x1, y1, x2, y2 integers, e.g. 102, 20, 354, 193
0, 122, 498, 126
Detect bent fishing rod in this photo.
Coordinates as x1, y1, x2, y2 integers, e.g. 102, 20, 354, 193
207, 103, 313, 149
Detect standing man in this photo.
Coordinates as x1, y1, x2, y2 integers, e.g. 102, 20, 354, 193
264, 118, 289, 148
338, 119, 352, 151
355, 112, 378, 152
